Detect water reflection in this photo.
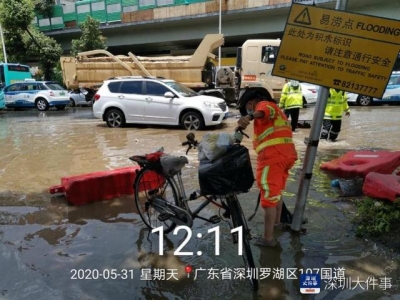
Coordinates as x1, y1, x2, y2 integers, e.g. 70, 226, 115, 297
0, 107, 400, 299
258, 243, 287, 299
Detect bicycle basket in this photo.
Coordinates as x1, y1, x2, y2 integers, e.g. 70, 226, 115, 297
198, 144, 254, 195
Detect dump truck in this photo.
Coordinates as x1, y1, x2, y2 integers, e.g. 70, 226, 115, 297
235, 39, 286, 106
60, 34, 236, 104
60, 34, 287, 106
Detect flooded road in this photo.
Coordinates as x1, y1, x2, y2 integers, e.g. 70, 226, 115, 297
0, 106, 399, 299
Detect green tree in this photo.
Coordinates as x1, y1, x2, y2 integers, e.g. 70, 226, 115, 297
71, 16, 107, 56
34, 0, 55, 19
0, 0, 34, 30
2, 28, 29, 63
22, 27, 63, 80
0, 0, 62, 80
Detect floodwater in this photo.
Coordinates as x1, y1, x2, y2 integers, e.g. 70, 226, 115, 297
0, 106, 399, 300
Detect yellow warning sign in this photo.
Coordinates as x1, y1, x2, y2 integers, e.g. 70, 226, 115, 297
272, 3, 400, 98
294, 7, 311, 25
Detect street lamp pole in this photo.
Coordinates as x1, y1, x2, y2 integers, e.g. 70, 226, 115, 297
0, 23, 7, 63
218, 0, 222, 71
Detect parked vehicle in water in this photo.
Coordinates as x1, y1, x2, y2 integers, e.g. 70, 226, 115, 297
300, 82, 319, 107
4, 80, 70, 111
92, 76, 228, 130
69, 88, 94, 107
347, 71, 400, 106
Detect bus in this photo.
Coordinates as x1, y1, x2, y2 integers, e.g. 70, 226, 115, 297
0, 63, 33, 109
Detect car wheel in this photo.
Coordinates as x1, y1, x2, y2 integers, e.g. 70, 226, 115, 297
181, 111, 205, 131
55, 105, 66, 110
36, 98, 49, 111
105, 109, 125, 128
302, 96, 307, 108
69, 98, 76, 107
357, 95, 372, 106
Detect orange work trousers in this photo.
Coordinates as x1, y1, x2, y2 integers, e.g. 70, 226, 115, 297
256, 146, 296, 208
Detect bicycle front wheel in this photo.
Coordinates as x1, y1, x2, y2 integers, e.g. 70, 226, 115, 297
228, 194, 259, 291
134, 168, 181, 234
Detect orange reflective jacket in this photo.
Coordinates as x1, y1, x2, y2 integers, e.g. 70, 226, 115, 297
253, 101, 295, 154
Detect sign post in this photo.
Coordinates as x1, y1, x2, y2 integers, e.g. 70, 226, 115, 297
271, 0, 400, 231
291, 0, 348, 232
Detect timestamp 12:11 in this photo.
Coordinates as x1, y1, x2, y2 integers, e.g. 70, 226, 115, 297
152, 225, 243, 256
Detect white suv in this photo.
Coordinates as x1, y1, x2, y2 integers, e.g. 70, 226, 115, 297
92, 77, 229, 130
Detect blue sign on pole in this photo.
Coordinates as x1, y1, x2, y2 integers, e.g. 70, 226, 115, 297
300, 273, 321, 294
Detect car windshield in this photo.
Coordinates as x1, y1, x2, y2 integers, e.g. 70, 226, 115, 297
45, 83, 65, 90
388, 75, 400, 86
164, 81, 198, 97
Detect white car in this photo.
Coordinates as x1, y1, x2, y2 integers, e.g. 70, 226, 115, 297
69, 88, 94, 107
300, 82, 319, 107
92, 76, 229, 130
346, 92, 369, 106
4, 80, 69, 111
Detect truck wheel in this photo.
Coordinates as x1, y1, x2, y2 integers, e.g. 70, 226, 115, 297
181, 111, 205, 131
36, 98, 49, 111
357, 95, 372, 106
105, 109, 125, 128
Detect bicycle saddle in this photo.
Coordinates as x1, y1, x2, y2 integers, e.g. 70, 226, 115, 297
160, 155, 189, 177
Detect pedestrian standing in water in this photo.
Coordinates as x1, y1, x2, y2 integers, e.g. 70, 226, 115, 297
279, 80, 303, 133
320, 88, 350, 142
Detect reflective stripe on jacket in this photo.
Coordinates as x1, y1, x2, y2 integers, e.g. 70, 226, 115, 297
253, 101, 294, 154
324, 89, 350, 120
279, 83, 303, 110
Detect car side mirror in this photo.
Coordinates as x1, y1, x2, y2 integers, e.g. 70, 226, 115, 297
164, 91, 175, 98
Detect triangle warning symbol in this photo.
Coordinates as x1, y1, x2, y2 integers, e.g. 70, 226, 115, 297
294, 7, 311, 25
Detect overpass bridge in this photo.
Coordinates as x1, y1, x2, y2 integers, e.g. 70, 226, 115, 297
44, 0, 398, 57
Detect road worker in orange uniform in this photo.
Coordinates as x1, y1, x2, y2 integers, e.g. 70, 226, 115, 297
238, 90, 298, 247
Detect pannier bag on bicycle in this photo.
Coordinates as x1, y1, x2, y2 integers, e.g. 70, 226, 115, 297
198, 144, 254, 195
198, 132, 238, 161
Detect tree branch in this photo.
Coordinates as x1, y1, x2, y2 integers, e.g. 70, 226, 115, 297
25, 27, 42, 51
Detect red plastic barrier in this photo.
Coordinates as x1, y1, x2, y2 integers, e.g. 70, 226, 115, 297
320, 150, 400, 178
363, 172, 400, 202
49, 166, 164, 206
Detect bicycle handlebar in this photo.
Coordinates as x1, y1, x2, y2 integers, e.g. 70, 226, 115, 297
234, 126, 250, 140
181, 132, 199, 155
182, 129, 249, 155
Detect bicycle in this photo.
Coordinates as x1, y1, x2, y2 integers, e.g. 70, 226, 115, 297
130, 130, 258, 291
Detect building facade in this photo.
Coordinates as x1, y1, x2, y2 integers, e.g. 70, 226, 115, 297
37, 0, 399, 67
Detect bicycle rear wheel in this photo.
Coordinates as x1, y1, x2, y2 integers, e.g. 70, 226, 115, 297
134, 168, 180, 234
227, 194, 259, 291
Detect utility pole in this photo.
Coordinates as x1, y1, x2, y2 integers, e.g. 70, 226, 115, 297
218, 0, 222, 71
0, 23, 7, 63
291, 0, 349, 231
